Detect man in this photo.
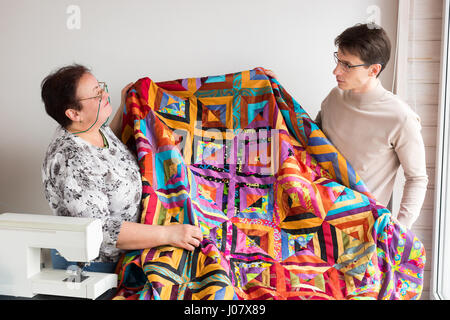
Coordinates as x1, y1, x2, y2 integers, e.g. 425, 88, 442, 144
314, 23, 428, 229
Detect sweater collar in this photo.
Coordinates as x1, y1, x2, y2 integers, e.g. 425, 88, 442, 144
342, 80, 387, 107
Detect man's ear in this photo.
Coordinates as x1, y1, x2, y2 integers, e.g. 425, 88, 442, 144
65, 108, 82, 122
369, 64, 382, 77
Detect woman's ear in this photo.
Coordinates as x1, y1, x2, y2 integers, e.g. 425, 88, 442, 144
65, 108, 82, 122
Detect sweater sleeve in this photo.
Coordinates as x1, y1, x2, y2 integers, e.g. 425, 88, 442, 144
42, 151, 125, 262
393, 112, 429, 229
315, 110, 322, 129
316, 88, 336, 130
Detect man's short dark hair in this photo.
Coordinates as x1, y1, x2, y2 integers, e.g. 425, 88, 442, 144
335, 23, 391, 77
41, 64, 90, 128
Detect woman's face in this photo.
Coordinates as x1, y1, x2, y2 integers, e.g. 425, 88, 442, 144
74, 72, 112, 130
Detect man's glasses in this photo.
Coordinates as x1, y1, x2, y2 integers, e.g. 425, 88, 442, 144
333, 52, 373, 72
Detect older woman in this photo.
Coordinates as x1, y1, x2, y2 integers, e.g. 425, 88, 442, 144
41, 64, 202, 272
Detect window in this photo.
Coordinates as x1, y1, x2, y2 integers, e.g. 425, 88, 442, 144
431, 0, 450, 300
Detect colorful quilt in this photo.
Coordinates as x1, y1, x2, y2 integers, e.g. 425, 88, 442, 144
113, 67, 425, 300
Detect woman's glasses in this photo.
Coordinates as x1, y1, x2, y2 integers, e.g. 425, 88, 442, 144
71, 82, 110, 135
77, 82, 108, 102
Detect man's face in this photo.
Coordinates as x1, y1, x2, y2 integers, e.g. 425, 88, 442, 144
333, 48, 378, 92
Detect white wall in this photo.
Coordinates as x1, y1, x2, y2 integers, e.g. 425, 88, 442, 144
0, 0, 398, 215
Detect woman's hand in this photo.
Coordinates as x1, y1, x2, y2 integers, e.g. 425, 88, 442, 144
116, 222, 203, 251
120, 82, 134, 109
109, 82, 134, 139
163, 224, 203, 251
264, 69, 278, 79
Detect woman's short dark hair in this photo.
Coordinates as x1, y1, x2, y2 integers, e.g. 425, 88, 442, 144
41, 64, 90, 128
335, 23, 391, 77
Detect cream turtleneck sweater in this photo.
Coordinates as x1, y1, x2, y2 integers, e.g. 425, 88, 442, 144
315, 81, 428, 229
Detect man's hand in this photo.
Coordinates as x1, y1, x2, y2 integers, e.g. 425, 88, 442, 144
391, 214, 409, 229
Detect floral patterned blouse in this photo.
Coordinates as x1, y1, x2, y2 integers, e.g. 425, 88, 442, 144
42, 124, 142, 263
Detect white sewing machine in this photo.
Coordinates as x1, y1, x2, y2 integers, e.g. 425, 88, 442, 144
0, 212, 118, 299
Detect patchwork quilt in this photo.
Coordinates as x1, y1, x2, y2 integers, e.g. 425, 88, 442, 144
113, 67, 425, 300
